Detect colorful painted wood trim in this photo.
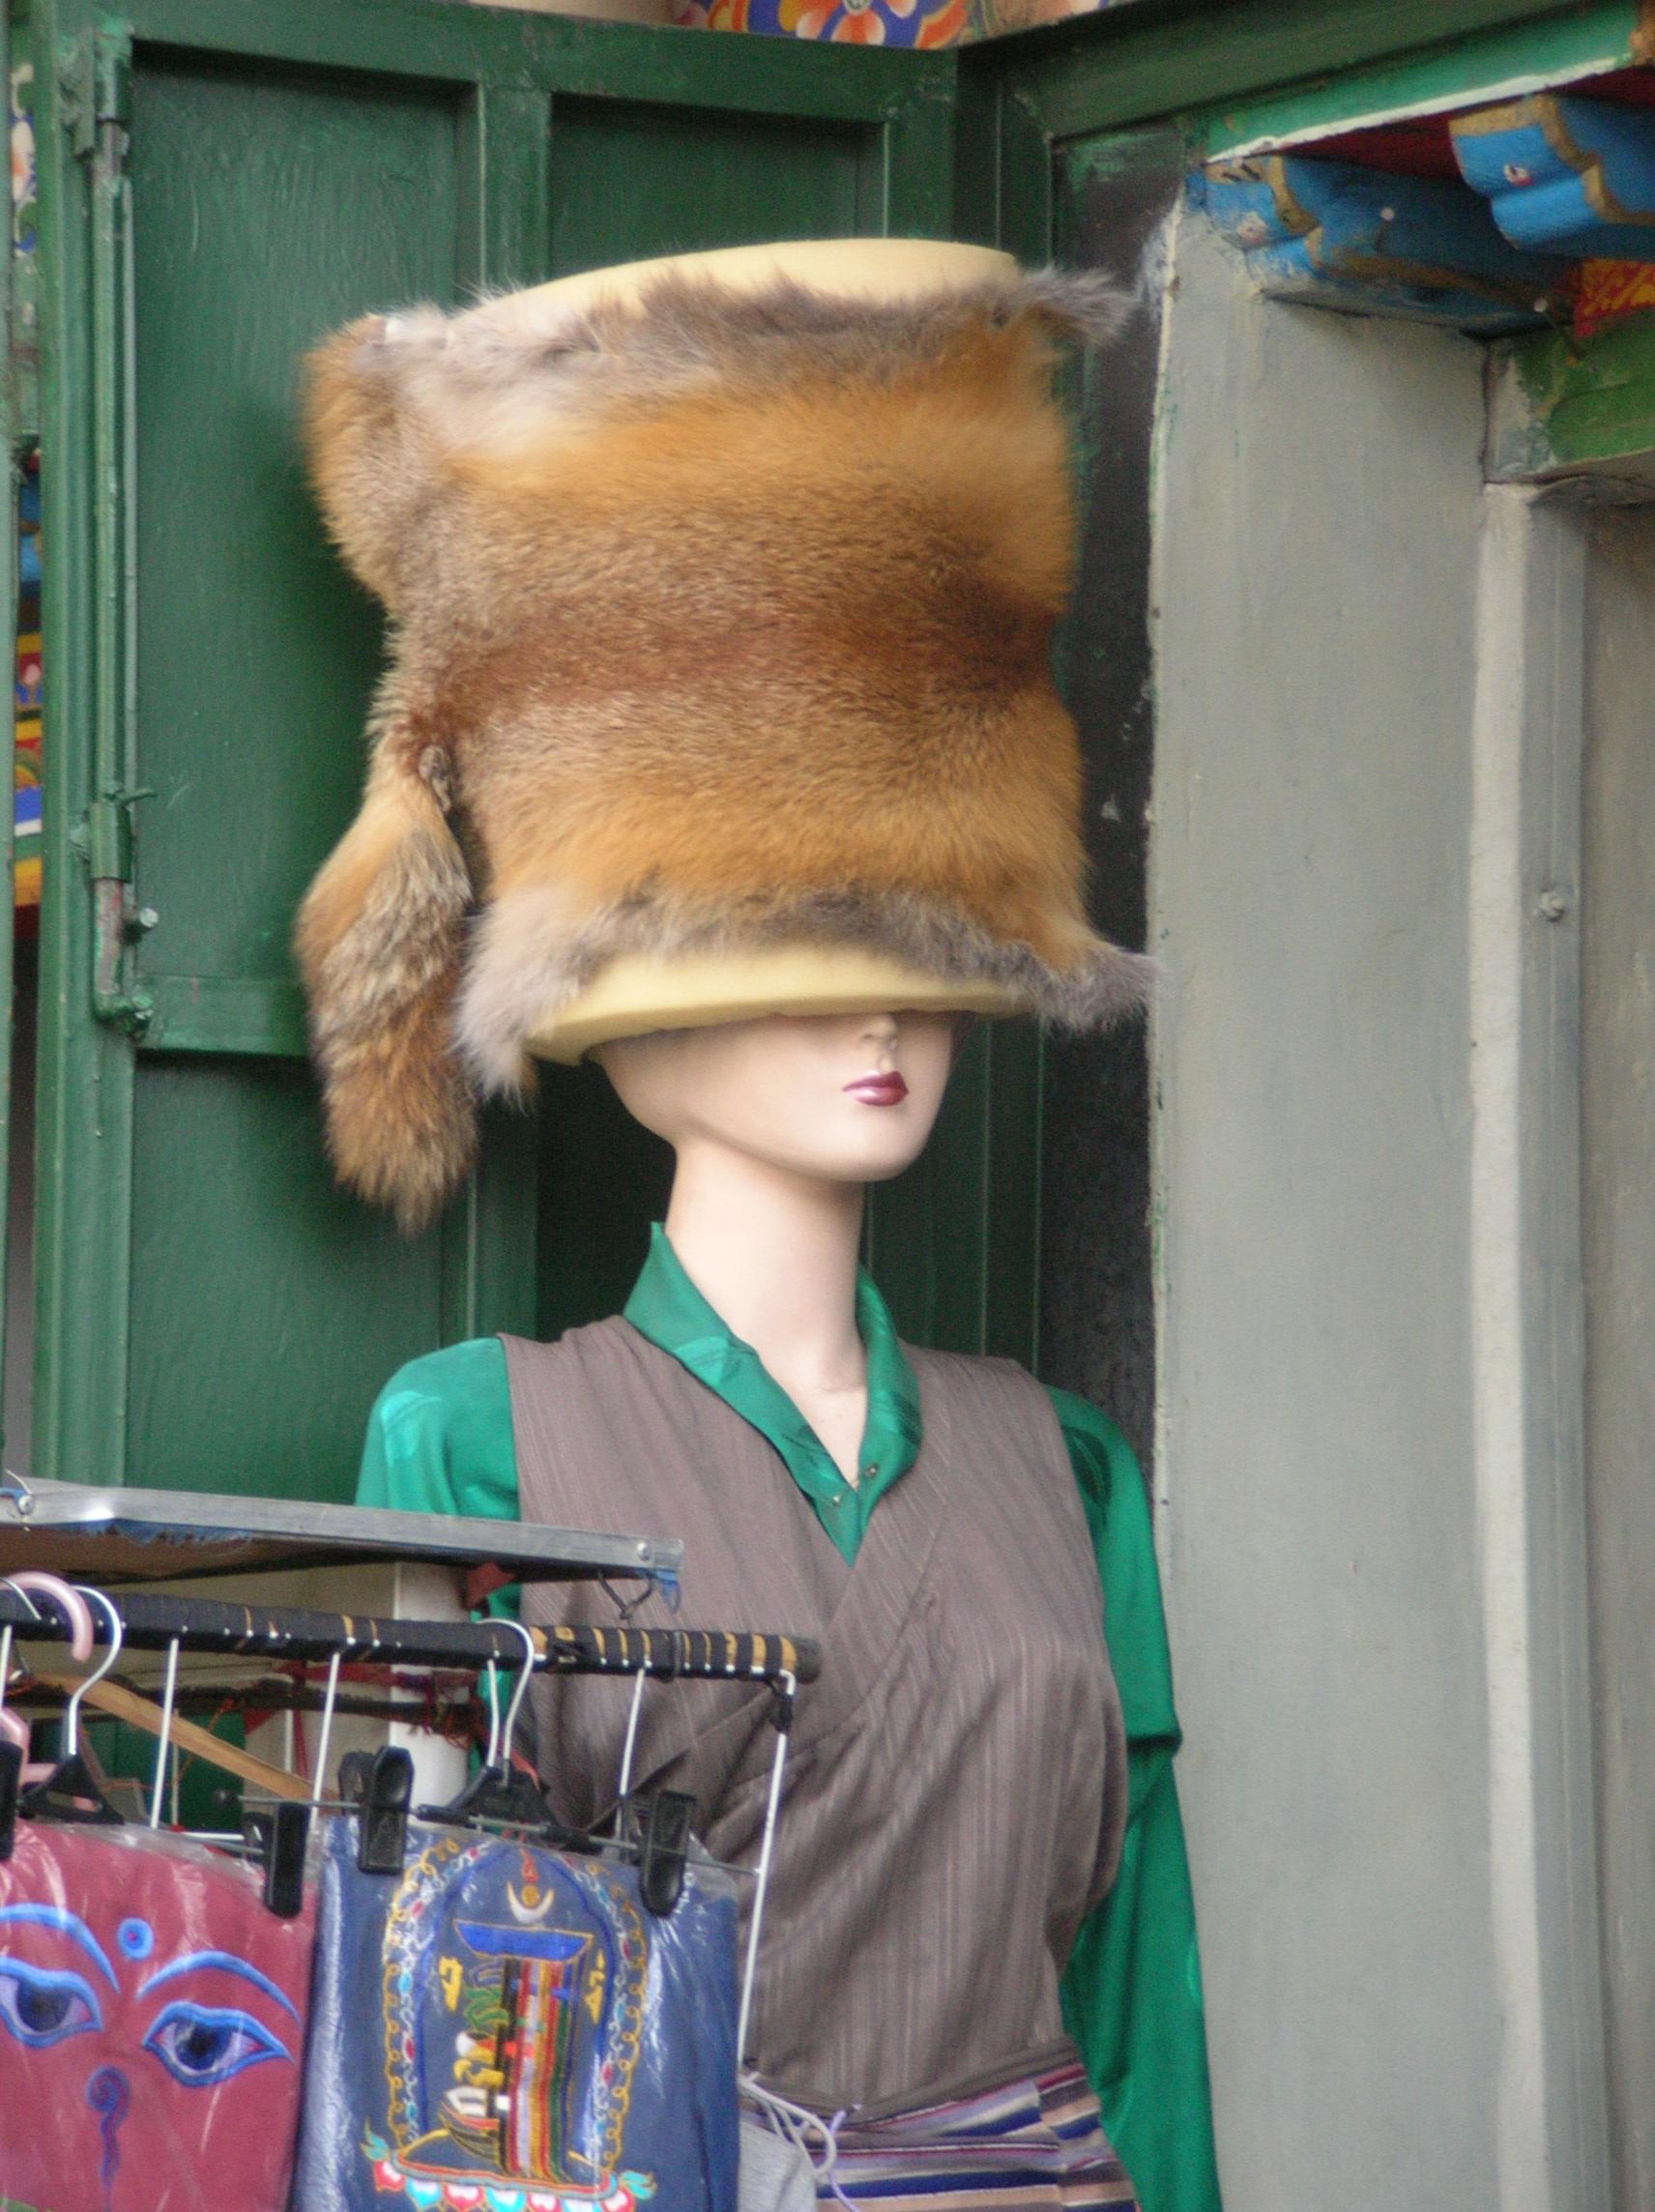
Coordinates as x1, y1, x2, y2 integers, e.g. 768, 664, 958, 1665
674, 0, 972, 50
1188, 7, 1643, 162
986, 0, 1642, 155
1453, 93, 1655, 259
1198, 154, 1563, 331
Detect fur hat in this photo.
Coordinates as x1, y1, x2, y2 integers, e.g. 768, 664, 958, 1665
296, 239, 1147, 1229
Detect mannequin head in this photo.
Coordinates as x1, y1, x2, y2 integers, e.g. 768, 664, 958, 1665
595, 1009, 963, 1188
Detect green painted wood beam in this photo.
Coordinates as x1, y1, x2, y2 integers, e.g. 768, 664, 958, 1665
1194, 3, 1642, 158
460, 85, 552, 299
878, 75, 961, 237
1489, 311, 1655, 478
33, 2, 140, 1483
974, 0, 1644, 149
140, 976, 307, 1058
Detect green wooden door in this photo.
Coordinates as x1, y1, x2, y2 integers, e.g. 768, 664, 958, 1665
26, 0, 1038, 1499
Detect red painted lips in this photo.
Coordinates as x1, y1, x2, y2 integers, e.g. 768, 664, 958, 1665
843, 1072, 909, 1106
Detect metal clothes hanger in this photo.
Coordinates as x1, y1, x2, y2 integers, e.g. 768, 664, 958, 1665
17, 1585, 125, 1827
0, 1582, 42, 1858
4, 1573, 96, 1663
149, 1638, 181, 1831
417, 1619, 571, 1835
0, 1580, 42, 1764
1, 1575, 107, 1853
737, 1669, 798, 2063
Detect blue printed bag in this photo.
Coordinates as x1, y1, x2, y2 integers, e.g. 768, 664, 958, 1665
295, 1819, 740, 2212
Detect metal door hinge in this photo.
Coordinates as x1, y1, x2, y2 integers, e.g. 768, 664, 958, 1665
77, 784, 155, 1036
58, 27, 131, 160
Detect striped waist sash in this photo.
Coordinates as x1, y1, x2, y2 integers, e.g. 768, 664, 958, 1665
753, 2059, 1139, 2210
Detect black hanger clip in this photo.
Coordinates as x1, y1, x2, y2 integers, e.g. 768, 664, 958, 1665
18, 1747, 124, 1830
0, 1739, 20, 1863
340, 1746, 414, 1875
244, 1801, 310, 1919
636, 1788, 695, 1916
417, 1759, 560, 1836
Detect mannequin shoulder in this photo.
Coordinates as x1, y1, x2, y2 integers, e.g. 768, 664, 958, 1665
906, 1348, 1140, 1515
1043, 1387, 1155, 1561
370, 1335, 510, 1436
359, 1336, 519, 1521
1044, 1386, 1138, 1500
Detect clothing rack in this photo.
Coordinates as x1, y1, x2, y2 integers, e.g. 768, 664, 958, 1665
0, 1560, 809, 2060
0, 1584, 819, 1685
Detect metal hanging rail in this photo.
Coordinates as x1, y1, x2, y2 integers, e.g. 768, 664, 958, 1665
0, 1581, 819, 1685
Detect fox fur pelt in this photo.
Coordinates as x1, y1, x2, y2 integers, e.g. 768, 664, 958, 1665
296, 264, 1148, 1229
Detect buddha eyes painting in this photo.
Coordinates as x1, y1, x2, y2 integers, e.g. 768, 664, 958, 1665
0, 1825, 314, 2212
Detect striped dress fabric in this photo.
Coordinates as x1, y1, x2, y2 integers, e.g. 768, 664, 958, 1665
509, 1322, 1128, 2119
784, 2060, 1138, 2209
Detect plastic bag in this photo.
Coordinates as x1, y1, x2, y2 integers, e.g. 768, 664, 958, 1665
0, 1820, 315, 2212
295, 1817, 740, 2212
738, 2117, 818, 2212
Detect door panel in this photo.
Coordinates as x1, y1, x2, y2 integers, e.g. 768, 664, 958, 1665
548, 100, 869, 272
120, 55, 464, 1497
128, 1060, 444, 1499
131, 59, 459, 991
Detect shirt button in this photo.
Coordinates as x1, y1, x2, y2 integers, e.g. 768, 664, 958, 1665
862, 1463, 879, 1480
833, 1490, 847, 1504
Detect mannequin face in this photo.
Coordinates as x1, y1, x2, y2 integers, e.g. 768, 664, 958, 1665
595, 1010, 961, 1184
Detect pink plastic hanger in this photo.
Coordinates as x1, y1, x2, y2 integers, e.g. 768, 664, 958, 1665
1, 1573, 99, 1783
5, 1573, 96, 1661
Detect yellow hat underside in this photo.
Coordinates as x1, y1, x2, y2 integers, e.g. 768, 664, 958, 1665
527, 947, 1020, 1064
458, 237, 1020, 336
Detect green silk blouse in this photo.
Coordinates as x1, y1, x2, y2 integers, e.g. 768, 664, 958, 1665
357, 1228, 1222, 2212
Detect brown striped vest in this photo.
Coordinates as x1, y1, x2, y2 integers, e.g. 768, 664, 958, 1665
507, 1320, 1125, 2113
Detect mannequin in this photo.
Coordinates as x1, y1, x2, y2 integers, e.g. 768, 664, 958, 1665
305, 236, 1221, 2211
522, 1004, 1131, 2205
356, 1007, 1219, 2211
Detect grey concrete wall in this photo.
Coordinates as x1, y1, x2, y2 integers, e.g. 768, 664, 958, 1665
1149, 212, 1503, 2210
1582, 509, 1655, 2212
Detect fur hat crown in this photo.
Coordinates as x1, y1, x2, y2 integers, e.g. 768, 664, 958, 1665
296, 241, 1146, 1228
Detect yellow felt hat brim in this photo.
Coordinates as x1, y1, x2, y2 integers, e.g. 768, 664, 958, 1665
527, 947, 1020, 1064
458, 237, 1020, 333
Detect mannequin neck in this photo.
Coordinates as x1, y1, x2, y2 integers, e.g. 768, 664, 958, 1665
663, 1140, 869, 1480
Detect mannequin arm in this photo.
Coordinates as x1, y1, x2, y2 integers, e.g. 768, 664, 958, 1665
356, 1337, 518, 1523
1053, 1392, 1223, 2212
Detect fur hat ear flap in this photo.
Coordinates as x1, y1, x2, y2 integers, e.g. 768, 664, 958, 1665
293, 694, 477, 1232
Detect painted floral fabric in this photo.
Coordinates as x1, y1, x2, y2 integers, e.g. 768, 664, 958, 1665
672, 0, 966, 48
670, 0, 1141, 46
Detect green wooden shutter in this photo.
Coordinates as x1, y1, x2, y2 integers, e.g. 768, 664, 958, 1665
28, 0, 1041, 1498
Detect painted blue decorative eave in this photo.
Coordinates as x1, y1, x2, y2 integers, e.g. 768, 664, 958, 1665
1453, 95, 1655, 262
1197, 155, 1566, 333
